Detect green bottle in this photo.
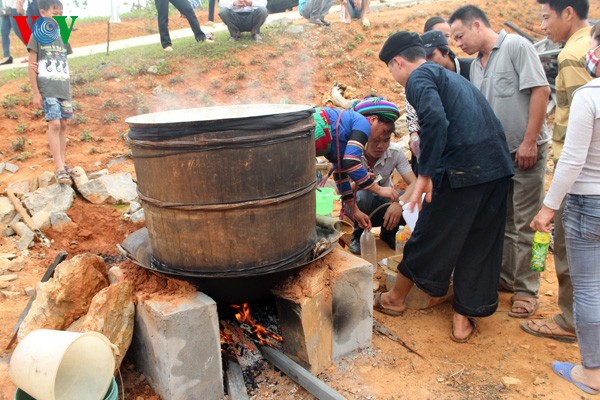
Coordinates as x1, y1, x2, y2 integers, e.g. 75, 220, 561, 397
530, 231, 551, 272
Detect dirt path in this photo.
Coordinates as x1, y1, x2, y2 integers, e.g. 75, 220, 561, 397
0, 0, 599, 399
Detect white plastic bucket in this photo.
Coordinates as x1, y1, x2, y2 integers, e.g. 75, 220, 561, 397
9, 329, 116, 400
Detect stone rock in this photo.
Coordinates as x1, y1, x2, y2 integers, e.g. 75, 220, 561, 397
17, 253, 109, 341
0, 281, 10, 289
0, 253, 17, 260
0, 163, 5, 174
0, 197, 17, 226
22, 184, 75, 215
152, 85, 163, 96
12, 222, 34, 250
128, 201, 141, 213
70, 166, 89, 189
147, 65, 159, 75
78, 173, 138, 205
31, 210, 51, 230
88, 169, 109, 179
7, 179, 35, 196
501, 377, 521, 386
8, 257, 25, 272
1, 290, 22, 299
4, 163, 19, 173
0, 274, 18, 282
130, 209, 145, 223
533, 377, 546, 385
107, 157, 129, 167
287, 25, 305, 34
70, 281, 135, 370
50, 211, 72, 231
37, 170, 55, 188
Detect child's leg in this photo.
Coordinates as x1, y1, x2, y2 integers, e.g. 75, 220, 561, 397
59, 118, 68, 165
47, 119, 65, 171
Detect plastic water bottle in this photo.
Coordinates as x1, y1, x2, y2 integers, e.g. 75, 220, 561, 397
360, 229, 377, 272
530, 231, 551, 272
395, 225, 409, 256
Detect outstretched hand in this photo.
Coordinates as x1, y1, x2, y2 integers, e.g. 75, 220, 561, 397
407, 175, 432, 212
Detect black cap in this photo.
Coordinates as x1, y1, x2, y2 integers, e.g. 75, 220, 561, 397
421, 30, 448, 56
379, 31, 423, 64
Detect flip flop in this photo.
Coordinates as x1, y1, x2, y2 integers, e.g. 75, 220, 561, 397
450, 317, 477, 343
552, 361, 599, 395
373, 292, 403, 316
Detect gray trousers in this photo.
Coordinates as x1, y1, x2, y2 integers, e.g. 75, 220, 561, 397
300, 0, 333, 20
553, 194, 576, 332
218, 7, 268, 36
500, 142, 548, 297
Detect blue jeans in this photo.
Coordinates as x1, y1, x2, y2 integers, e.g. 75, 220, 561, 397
1, 8, 25, 57
564, 194, 600, 369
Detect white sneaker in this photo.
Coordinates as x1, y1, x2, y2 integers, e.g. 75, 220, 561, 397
164, 46, 173, 52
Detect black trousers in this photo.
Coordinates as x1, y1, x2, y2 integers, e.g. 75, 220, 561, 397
155, 0, 205, 48
398, 175, 510, 317
218, 7, 268, 36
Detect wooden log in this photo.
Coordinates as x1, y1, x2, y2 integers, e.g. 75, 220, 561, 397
226, 359, 250, 400
260, 345, 345, 400
6, 189, 51, 248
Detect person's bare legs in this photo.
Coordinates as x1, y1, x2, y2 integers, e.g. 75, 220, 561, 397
452, 312, 474, 340
59, 119, 67, 165
47, 119, 65, 171
360, 0, 370, 26
343, 1, 351, 23
379, 272, 413, 313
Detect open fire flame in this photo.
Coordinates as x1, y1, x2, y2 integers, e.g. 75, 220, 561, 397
232, 303, 283, 345
220, 303, 282, 359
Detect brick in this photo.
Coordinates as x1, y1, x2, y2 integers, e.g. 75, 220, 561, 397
330, 250, 373, 359
131, 292, 223, 400
275, 290, 333, 375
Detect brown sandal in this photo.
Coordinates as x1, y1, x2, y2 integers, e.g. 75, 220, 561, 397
520, 319, 577, 343
508, 294, 539, 318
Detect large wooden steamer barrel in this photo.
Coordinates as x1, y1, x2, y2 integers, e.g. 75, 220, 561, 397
126, 105, 316, 275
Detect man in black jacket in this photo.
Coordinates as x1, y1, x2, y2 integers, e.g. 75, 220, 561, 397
374, 32, 514, 343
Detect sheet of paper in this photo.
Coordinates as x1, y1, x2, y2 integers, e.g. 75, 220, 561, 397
402, 194, 425, 231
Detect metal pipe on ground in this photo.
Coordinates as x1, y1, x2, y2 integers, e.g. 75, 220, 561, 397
260, 345, 345, 400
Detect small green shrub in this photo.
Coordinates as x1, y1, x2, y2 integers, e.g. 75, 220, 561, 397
80, 129, 93, 142
83, 87, 101, 96
15, 124, 26, 134
11, 136, 28, 151
103, 113, 120, 123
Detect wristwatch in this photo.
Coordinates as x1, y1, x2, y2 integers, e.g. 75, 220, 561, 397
399, 200, 405, 207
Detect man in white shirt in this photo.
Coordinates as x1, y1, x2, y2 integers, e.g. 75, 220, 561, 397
219, 0, 268, 42
349, 127, 416, 254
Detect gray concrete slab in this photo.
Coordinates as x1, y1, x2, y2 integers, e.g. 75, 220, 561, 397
131, 291, 224, 400
331, 250, 373, 359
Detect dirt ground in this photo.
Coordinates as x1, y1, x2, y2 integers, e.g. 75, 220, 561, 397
1, 0, 599, 399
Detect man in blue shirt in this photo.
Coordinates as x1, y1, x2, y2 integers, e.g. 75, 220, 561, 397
374, 32, 514, 343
